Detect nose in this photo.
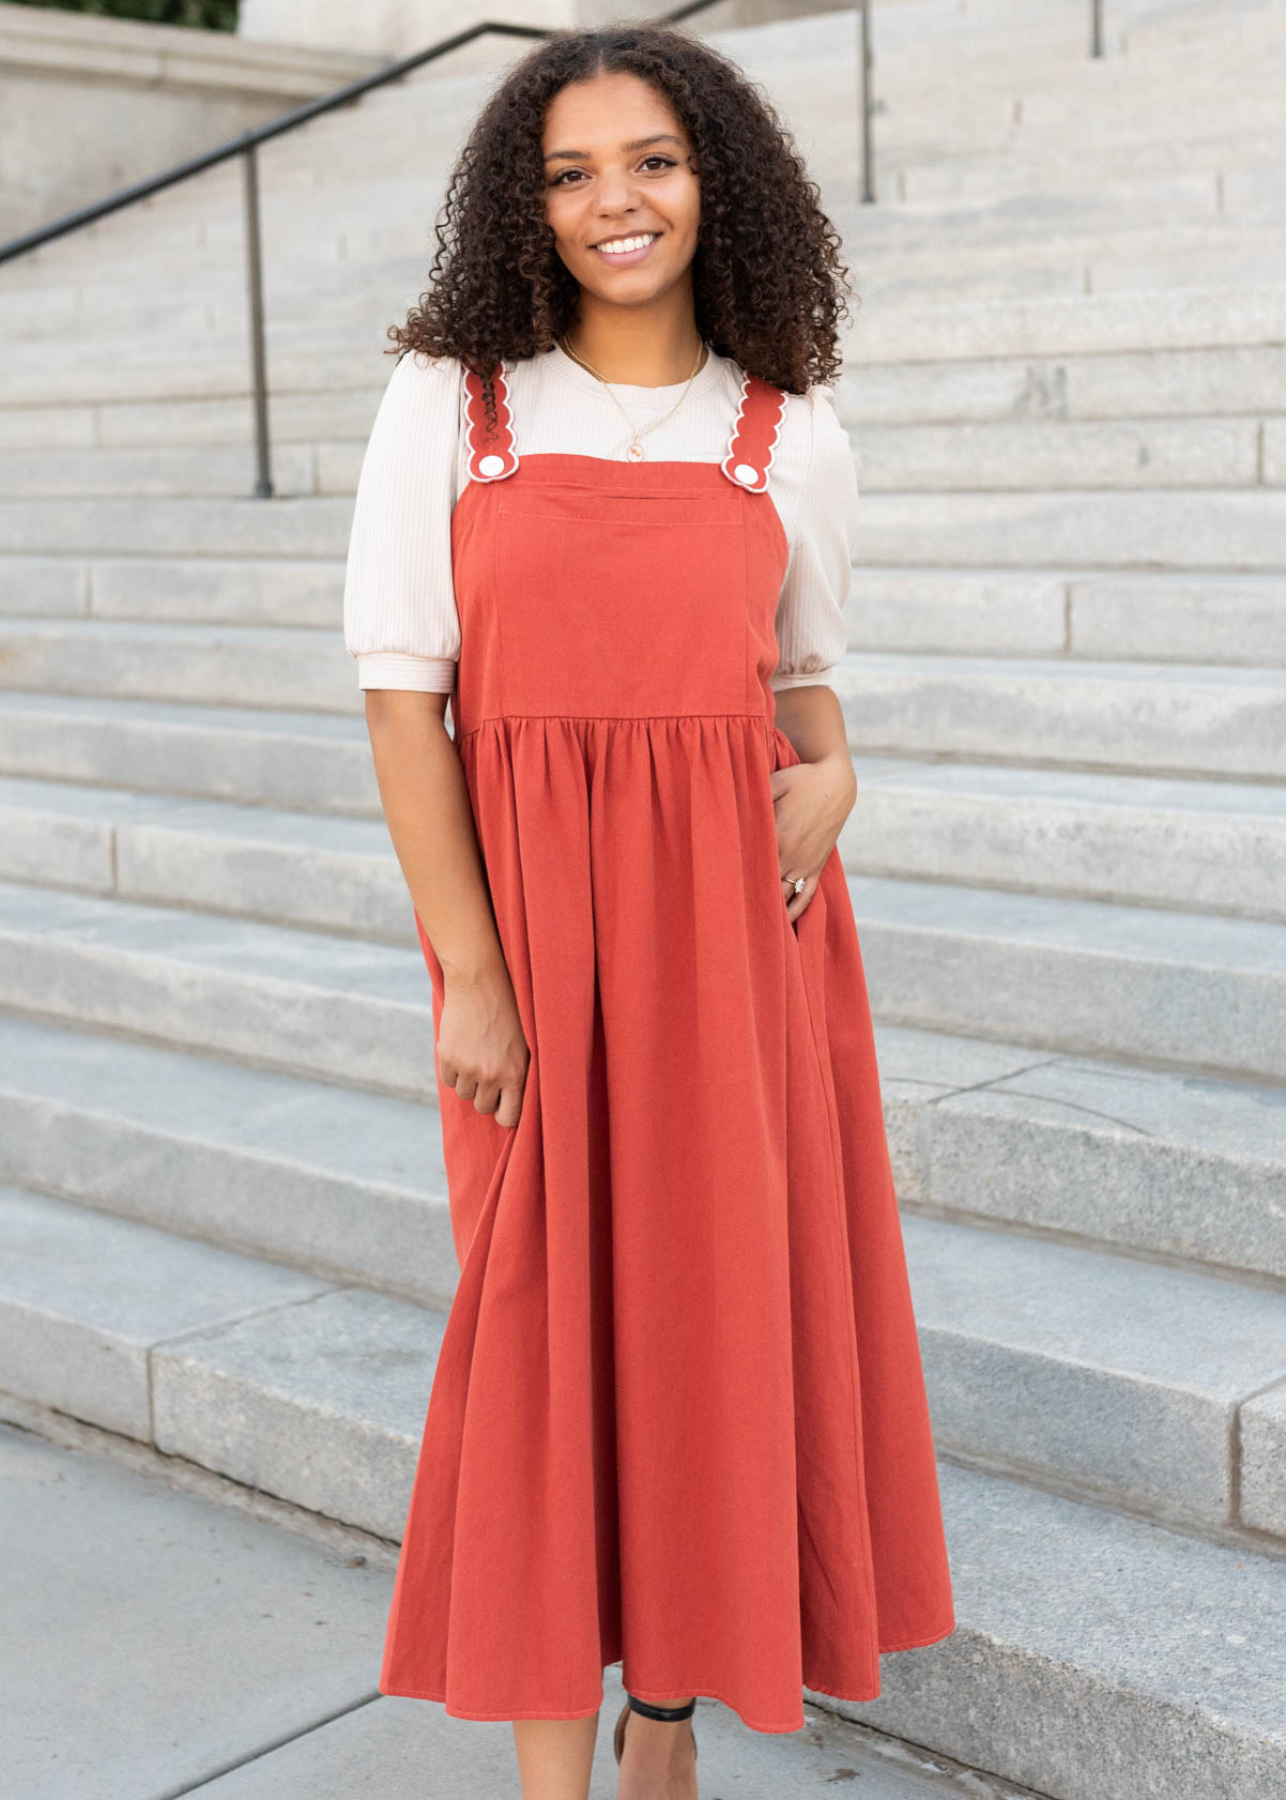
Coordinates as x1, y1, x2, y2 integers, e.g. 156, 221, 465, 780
594, 162, 641, 218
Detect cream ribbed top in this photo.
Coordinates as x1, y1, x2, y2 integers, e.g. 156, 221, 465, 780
343, 343, 858, 694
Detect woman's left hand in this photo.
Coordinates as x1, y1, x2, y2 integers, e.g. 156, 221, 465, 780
771, 750, 858, 923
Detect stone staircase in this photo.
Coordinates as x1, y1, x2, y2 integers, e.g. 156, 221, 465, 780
1, 0, 1285, 1794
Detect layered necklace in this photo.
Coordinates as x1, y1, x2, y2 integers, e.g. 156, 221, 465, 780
557, 332, 708, 463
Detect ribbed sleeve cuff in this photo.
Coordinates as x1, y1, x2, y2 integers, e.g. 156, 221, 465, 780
356, 653, 457, 693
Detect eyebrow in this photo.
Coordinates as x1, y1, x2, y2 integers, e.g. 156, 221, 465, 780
543, 133, 687, 162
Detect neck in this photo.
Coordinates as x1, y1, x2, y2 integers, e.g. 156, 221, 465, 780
565, 282, 702, 386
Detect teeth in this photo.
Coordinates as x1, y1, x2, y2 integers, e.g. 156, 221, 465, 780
597, 234, 657, 255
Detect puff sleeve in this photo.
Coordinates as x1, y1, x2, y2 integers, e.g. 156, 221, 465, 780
769, 385, 857, 692
342, 350, 462, 692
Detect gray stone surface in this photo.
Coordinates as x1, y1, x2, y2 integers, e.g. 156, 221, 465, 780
0, 1186, 330, 1440
836, 345, 1286, 430
845, 488, 1286, 572
1241, 1384, 1286, 1536
0, 691, 378, 813
0, 1014, 459, 1304
1, 1423, 391, 1800
923, 1053, 1286, 1279
848, 873, 1286, 1079
90, 552, 345, 625
855, 415, 1260, 492
0, 877, 435, 1097
0, 494, 356, 558
835, 653, 1286, 780
1069, 574, 1286, 665
843, 758, 1286, 920
0, 554, 89, 616
0, 442, 317, 500
0, 773, 411, 936
152, 1288, 445, 1540
846, 1460, 1286, 1800
0, 616, 357, 713
904, 1213, 1286, 1525
195, 1684, 1030, 1800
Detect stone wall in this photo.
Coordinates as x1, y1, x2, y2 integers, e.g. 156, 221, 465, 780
235, 0, 857, 58
0, 2, 376, 240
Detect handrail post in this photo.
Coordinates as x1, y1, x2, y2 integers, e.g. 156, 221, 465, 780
1091, 0, 1104, 56
241, 138, 273, 499
859, 0, 874, 203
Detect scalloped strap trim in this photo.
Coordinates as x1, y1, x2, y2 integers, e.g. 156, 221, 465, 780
720, 373, 786, 494
462, 365, 519, 482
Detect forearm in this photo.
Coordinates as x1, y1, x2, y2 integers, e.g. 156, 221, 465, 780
773, 684, 856, 798
364, 690, 507, 986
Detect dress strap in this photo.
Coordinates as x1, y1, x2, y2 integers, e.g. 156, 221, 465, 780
720, 372, 787, 494
462, 365, 519, 482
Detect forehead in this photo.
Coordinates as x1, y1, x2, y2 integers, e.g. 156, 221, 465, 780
542, 71, 688, 150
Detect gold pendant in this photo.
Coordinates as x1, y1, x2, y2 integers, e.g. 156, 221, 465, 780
625, 441, 645, 462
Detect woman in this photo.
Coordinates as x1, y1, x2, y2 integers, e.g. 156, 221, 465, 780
343, 23, 955, 1799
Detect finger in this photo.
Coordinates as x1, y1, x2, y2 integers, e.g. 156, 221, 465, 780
786, 876, 817, 921
495, 1086, 522, 1130
473, 1081, 502, 1115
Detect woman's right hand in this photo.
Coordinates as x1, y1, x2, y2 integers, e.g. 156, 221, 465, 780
436, 968, 530, 1129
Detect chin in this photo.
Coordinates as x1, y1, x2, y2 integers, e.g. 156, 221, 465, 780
578, 266, 681, 308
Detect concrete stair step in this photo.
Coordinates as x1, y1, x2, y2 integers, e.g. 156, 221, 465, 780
844, 281, 1286, 366
0, 775, 405, 936
4, 485, 1285, 574
0, 553, 345, 626
836, 342, 1286, 428
3, 1011, 1283, 1304
3, 331, 1282, 462
0, 693, 376, 812
0, 442, 322, 500
835, 653, 1286, 778
6, 1175, 1285, 1546
0, 879, 432, 1099
843, 757, 1286, 921
1, 856, 1284, 1094
848, 874, 1286, 1079
3, 755, 1285, 930
853, 414, 1267, 491
0, 618, 356, 714
0, 494, 355, 558
2, 1183, 1283, 1798
1, 418, 1280, 510
878, 1026, 1286, 1284
846, 569, 1286, 665
0, 388, 384, 454
906, 1211, 1286, 1534
850, 487, 1286, 571
0, 1183, 335, 1445
0, 1015, 453, 1306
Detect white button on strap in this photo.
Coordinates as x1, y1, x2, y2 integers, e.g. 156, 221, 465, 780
478, 453, 506, 478
733, 462, 760, 487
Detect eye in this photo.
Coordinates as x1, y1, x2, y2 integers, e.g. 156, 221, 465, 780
549, 168, 588, 186
639, 154, 677, 172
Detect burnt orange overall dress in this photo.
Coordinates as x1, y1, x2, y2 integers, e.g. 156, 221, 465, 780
380, 362, 956, 1734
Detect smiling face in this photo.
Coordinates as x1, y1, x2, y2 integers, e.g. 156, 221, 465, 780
542, 70, 701, 312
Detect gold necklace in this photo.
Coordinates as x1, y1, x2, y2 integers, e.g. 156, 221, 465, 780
558, 333, 707, 462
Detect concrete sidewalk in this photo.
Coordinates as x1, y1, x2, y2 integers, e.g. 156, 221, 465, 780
2, 1422, 1036, 1799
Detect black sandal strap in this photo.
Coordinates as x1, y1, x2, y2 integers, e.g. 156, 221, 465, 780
626, 1693, 696, 1722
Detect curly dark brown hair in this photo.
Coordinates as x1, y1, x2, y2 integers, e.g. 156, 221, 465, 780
389, 23, 852, 397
